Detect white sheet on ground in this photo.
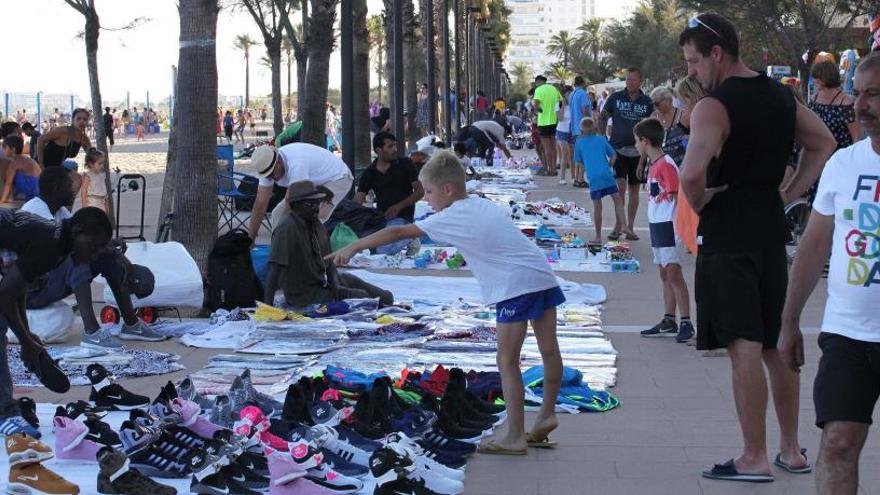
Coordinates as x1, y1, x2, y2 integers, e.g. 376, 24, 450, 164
99, 241, 204, 308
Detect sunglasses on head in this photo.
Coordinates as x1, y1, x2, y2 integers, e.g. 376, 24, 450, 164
688, 16, 725, 42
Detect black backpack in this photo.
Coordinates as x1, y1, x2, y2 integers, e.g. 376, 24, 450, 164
204, 229, 263, 311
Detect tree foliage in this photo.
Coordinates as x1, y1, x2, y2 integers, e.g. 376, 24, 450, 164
546, 30, 576, 69
603, 0, 685, 85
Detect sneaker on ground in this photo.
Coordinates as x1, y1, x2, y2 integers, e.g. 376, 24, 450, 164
220, 461, 270, 491
241, 369, 284, 417
4, 433, 53, 466
53, 417, 102, 461
96, 446, 176, 495
119, 420, 191, 478
640, 318, 678, 337
361, 447, 417, 494
117, 320, 168, 342
264, 445, 310, 485
385, 443, 463, 495
306, 463, 364, 493
383, 433, 465, 482
210, 395, 234, 428
80, 327, 123, 349
87, 363, 151, 411
178, 376, 215, 411
83, 416, 122, 448
0, 415, 42, 439
18, 397, 40, 430
185, 449, 244, 495
8, 463, 79, 495
676, 320, 696, 343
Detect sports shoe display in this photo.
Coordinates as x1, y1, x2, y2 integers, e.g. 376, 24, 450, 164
228, 375, 251, 416
117, 320, 167, 342
306, 463, 364, 494
57, 400, 109, 421
374, 478, 442, 495
119, 420, 191, 478
4, 433, 53, 466
170, 398, 226, 440
264, 445, 309, 485
7, 463, 79, 495
269, 478, 338, 495
361, 447, 414, 492
80, 326, 122, 350
96, 446, 176, 495
0, 415, 42, 439
319, 448, 369, 479
185, 449, 243, 495
177, 377, 214, 410
640, 317, 678, 337
317, 425, 372, 469
385, 443, 463, 495
241, 368, 284, 417
53, 417, 102, 461
86, 364, 150, 411
82, 416, 122, 448
210, 395, 234, 429
384, 433, 465, 482
676, 319, 696, 343
18, 397, 40, 430
220, 460, 270, 491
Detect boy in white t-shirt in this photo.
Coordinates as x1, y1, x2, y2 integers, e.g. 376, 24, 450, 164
326, 150, 565, 455
634, 118, 694, 343
778, 54, 880, 494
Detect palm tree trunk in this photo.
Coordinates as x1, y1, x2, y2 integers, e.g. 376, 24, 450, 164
268, 40, 283, 135
403, 0, 419, 150
245, 53, 250, 108
295, 55, 307, 117
174, 0, 219, 270
377, 48, 383, 105
353, 0, 371, 167
286, 53, 292, 111
158, 66, 178, 233
83, 7, 115, 226
383, 0, 393, 113
300, 0, 338, 146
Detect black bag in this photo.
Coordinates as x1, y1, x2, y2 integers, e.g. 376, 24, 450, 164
204, 229, 263, 311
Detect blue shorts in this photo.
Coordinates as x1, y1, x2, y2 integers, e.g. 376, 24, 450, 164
556, 131, 571, 142
589, 184, 619, 201
495, 286, 566, 323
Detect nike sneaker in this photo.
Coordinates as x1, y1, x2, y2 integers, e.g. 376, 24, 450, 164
0, 415, 41, 439
18, 397, 39, 430
269, 478, 338, 495
314, 425, 372, 468
7, 463, 79, 495
235, 450, 270, 477
119, 420, 191, 478
86, 364, 150, 411
130, 408, 206, 451
53, 417, 102, 461
374, 478, 442, 495
264, 445, 309, 485
281, 383, 314, 425
383, 433, 465, 482
83, 416, 122, 448
310, 400, 353, 427
640, 317, 678, 337
58, 400, 110, 421
4, 433, 53, 466
117, 320, 167, 342
384, 443, 464, 495
241, 368, 284, 417
306, 463, 365, 493
210, 395, 234, 429
676, 319, 696, 343
96, 446, 176, 495
220, 460, 270, 491
334, 425, 383, 452
319, 448, 370, 479
171, 397, 227, 440
228, 375, 252, 416
177, 376, 216, 411
185, 449, 246, 495
361, 447, 414, 492
148, 399, 183, 426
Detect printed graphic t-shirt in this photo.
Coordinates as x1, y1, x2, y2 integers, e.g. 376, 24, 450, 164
604, 89, 654, 152
813, 139, 880, 342
647, 154, 680, 248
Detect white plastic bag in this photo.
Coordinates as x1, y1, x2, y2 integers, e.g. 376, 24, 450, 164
9, 302, 75, 344
100, 241, 204, 309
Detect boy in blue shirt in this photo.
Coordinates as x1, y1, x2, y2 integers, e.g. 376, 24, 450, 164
573, 118, 631, 245
327, 151, 564, 455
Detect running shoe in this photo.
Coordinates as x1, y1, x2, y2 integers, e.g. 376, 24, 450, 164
317, 425, 372, 468
170, 398, 226, 440
221, 460, 270, 491
18, 397, 40, 430
306, 463, 364, 493
361, 446, 415, 492
264, 445, 309, 485
281, 383, 314, 425
86, 364, 150, 411
185, 449, 243, 495
119, 420, 191, 478
236, 450, 270, 477
383, 433, 465, 482
228, 375, 252, 416
210, 395, 234, 429
80, 326, 123, 350
7, 463, 79, 495
640, 318, 678, 337
241, 368, 284, 417
384, 443, 464, 495
374, 478, 442, 495
4, 433, 53, 466
319, 448, 369, 479
53, 417, 102, 461
117, 320, 168, 342
334, 425, 383, 452
58, 400, 109, 421
177, 376, 214, 410
676, 320, 696, 343
0, 415, 41, 439
83, 416, 122, 448
96, 446, 176, 495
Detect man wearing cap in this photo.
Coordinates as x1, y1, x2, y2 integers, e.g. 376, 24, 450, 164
19, 167, 162, 348
247, 142, 354, 239
265, 180, 393, 307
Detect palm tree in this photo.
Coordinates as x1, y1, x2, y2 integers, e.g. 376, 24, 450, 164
546, 30, 575, 69
576, 18, 603, 62
175, 0, 220, 269
282, 37, 293, 111
234, 34, 257, 108
547, 63, 573, 85
277, 1, 309, 118
300, 0, 339, 146
403, 0, 420, 150
240, 0, 290, 136
367, 14, 385, 104
353, 0, 371, 166
510, 62, 531, 83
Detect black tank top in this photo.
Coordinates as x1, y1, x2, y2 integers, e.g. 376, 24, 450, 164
699, 73, 795, 253
43, 138, 82, 168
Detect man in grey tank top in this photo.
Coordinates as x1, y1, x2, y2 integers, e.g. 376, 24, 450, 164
678, 13, 836, 484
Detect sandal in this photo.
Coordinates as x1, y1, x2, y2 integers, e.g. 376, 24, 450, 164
607, 231, 622, 240
624, 232, 640, 241
477, 440, 527, 456
525, 432, 558, 449
774, 448, 811, 474
702, 459, 773, 483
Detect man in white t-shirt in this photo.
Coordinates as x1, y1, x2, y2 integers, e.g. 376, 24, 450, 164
472, 120, 512, 161
247, 143, 354, 239
779, 53, 880, 494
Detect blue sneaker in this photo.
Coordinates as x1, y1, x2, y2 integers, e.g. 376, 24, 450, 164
0, 416, 41, 438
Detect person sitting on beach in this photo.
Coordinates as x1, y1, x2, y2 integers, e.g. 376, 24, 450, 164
0, 136, 41, 203
264, 181, 393, 307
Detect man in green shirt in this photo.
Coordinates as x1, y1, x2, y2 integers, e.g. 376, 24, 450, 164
532, 75, 563, 176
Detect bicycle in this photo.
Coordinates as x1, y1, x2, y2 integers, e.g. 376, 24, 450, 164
784, 196, 811, 265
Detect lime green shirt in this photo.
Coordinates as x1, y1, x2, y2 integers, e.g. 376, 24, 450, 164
534, 83, 562, 127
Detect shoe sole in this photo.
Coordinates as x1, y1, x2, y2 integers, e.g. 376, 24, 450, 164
640, 332, 678, 338
80, 341, 124, 351
8, 450, 54, 467
116, 333, 167, 342
6, 481, 76, 495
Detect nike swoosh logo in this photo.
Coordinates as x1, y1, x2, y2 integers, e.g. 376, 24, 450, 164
233, 474, 245, 482
106, 395, 123, 400
17, 475, 40, 481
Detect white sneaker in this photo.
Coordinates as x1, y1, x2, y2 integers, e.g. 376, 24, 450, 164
385, 435, 465, 482
559, 180, 567, 185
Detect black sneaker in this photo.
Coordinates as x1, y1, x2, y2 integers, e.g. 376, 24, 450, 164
84, 416, 123, 448
87, 364, 151, 411
375, 478, 442, 495
640, 318, 678, 337
209, 395, 233, 428
221, 461, 270, 491
59, 400, 110, 421
282, 383, 314, 425
96, 446, 177, 495
119, 420, 191, 478
18, 397, 39, 429
185, 449, 238, 495
235, 450, 270, 477
676, 320, 696, 343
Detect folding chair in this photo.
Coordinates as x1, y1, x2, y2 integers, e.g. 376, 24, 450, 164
216, 144, 272, 234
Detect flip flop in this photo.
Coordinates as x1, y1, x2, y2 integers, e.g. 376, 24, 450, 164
624, 232, 640, 241
774, 448, 811, 474
702, 459, 774, 483
525, 433, 558, 449
607, 231, 622, 240
477, 440, 527, 456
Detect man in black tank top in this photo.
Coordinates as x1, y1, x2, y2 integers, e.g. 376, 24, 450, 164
678, 13, 837, 483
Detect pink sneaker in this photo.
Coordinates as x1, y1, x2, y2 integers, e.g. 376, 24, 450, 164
269, 478, 337, 495
171, 398, 225, 439
53, 416, 102, 461
264, 446, 308, 486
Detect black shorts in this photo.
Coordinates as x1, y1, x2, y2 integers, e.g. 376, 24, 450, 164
695, 246, 787, 351
814, 332, 880, 428
613, 154, 644, 185
537, 125, 557, 138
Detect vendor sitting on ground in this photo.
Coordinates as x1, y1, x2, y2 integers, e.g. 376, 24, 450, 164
265, 181, 393, 307
354, 132, 424, 255
454, 124, 496, 166
1, 135, 42, 203
472, 119, 513, 160
20, 167, 162, 348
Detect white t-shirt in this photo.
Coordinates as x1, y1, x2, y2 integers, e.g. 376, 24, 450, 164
258, 143, 352, 188
813, 138, 880, 342
20, 197, 71, 223
472, 121, 505, 144
415, 196, 558, 304
556, 105, 571, 133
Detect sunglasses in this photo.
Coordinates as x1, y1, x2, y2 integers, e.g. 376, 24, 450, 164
688, 16, 725, 42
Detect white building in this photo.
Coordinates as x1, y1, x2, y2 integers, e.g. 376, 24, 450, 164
505, 0, 637, 73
